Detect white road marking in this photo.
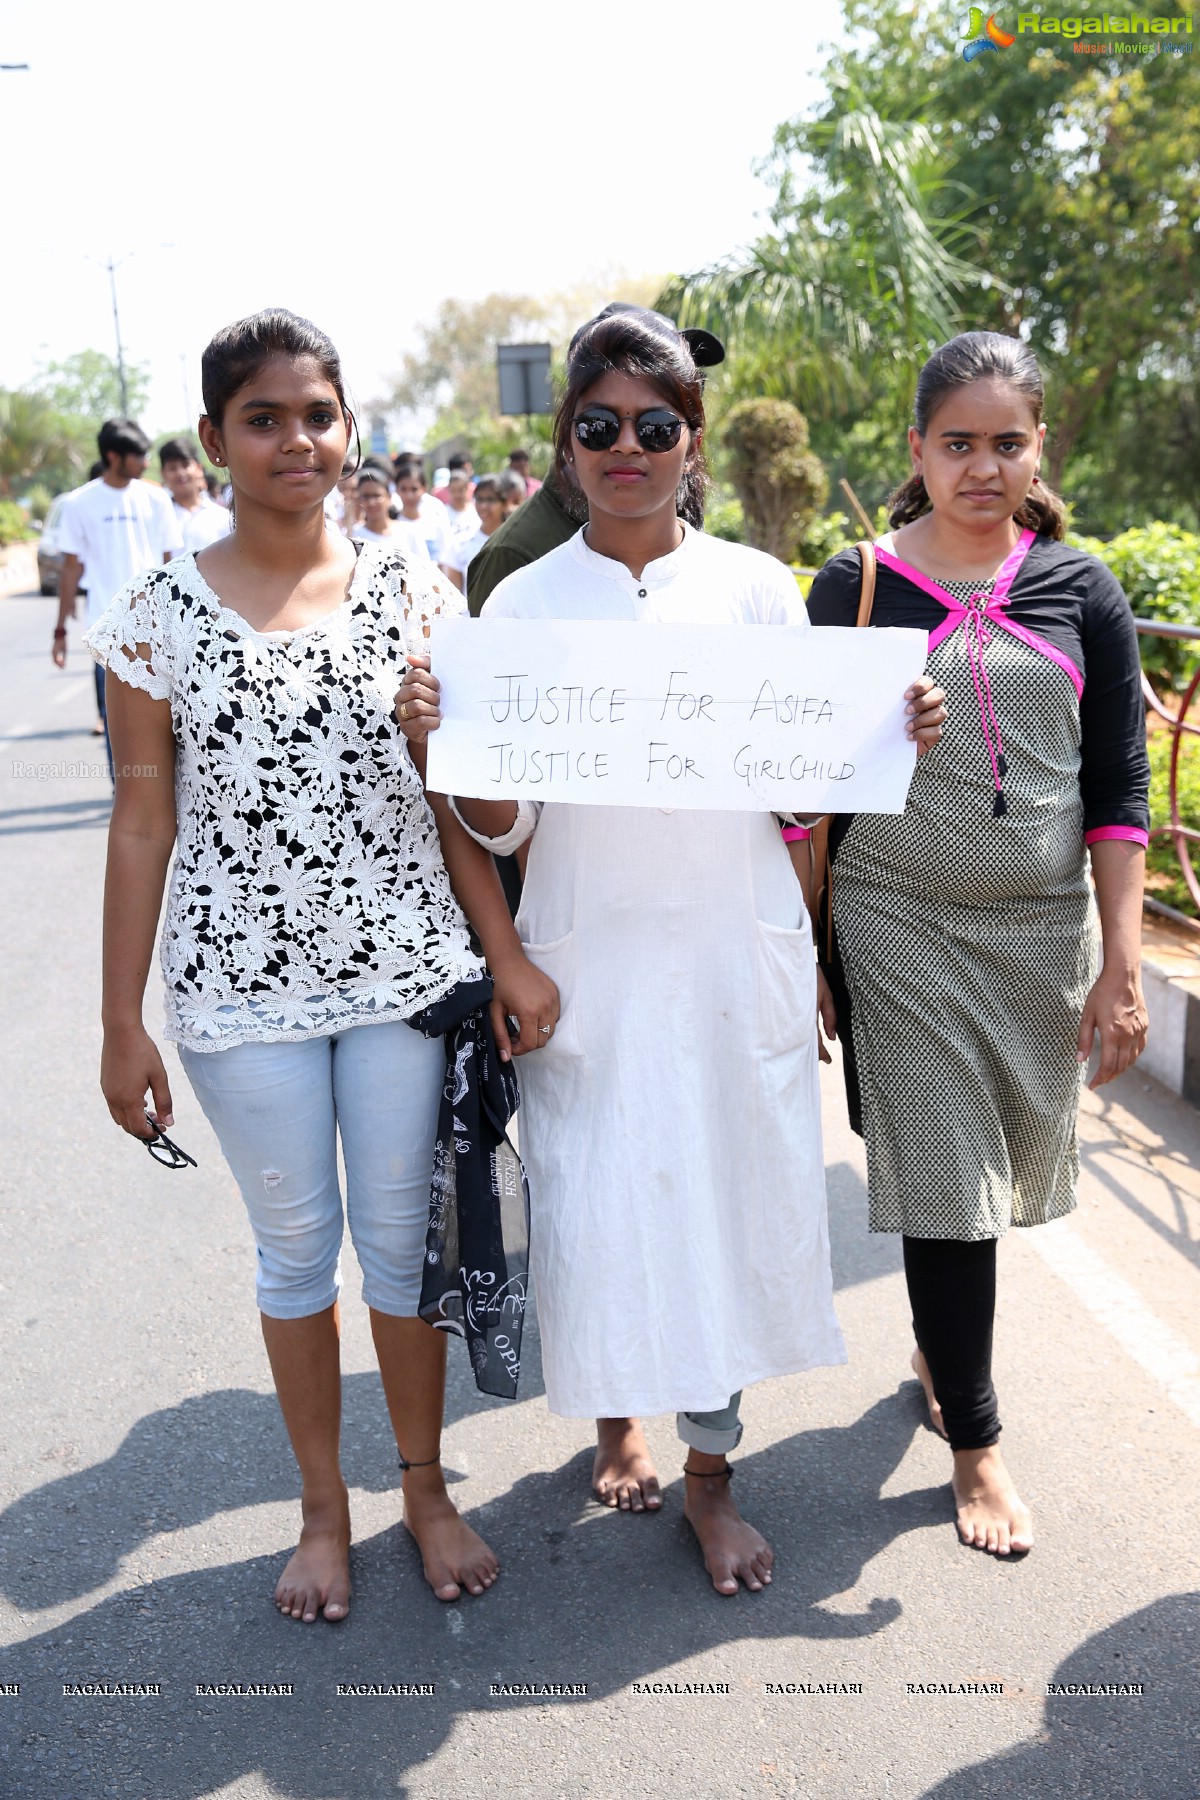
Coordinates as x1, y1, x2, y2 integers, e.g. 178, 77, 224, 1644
1030, 1222, 1200, 1430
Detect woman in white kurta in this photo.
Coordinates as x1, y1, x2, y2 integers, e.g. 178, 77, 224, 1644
397, 307, 944, 1592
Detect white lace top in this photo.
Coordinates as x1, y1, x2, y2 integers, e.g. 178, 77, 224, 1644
85, 543, 484, 1051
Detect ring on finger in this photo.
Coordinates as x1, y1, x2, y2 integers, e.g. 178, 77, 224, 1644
538, 1024, 552, 1035
400, 701, 410, 720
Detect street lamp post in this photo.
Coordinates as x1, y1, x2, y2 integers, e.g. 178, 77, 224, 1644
101, 254, 130, 416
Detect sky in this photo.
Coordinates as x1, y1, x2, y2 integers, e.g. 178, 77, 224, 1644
1, 0, 845, 438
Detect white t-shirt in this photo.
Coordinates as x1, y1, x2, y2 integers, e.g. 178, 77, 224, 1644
448, 527, 490, 589
416, 493, 454, 567
445, 502, 481, 545
174, 497, 232, 554
60, 478, 183, 624
352, 519, 432, 562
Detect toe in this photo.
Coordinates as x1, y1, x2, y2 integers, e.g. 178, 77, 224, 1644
642, 1478, 663, 1510
434, 1578, 462, 1602
751, 1549, 774, 1585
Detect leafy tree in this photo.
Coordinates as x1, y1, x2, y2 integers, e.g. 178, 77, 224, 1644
378, 293, 550, 429
0, 390, 78, 497
33, 349, 152, 432
660, 102, 991, 441
374, 273, 664, 460
802, 0, 1200, 525
723, 399, 829, 561
660, 1, 1200, 532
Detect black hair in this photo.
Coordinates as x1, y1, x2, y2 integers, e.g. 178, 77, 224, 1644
88, 460, 105, 481
199, 307, 359, 466
508, 447, 530, 464
888, 331, 1066, 539
158, 436, 201, 468
473, 476, 502, 503
97, 418, 151, 464
356, 467, 390, 491
496, 470, 526, 503
393, 457, 425, 485
553, 314, 709, 530
447, 452, 471, 472
361, 453, 393, 478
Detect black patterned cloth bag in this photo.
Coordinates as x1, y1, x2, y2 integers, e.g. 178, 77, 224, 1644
408, 978, 530, 1397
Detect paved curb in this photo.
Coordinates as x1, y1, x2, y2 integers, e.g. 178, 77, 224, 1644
1141, 918, 1200, 1107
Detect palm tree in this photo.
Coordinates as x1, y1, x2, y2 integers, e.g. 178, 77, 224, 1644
658, 103, 995, 423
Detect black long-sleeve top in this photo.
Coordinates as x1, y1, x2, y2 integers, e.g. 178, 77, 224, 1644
807, 533, 1150, 844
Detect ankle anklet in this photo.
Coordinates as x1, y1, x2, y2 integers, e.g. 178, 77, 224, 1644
683, 1462, 733, 1481
397, 1452, 441, 1471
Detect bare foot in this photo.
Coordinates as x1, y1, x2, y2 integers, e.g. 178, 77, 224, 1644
275, 1484, 352, 1623
952, 1446, 1034, 1556
592, 1418, 662, 1512
911, 1347, 948, 1440
684, 1465, 773, 1595
402, 1467, 499, 1601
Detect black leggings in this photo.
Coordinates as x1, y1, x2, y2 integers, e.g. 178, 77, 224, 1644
903, 1235, 1000, 1451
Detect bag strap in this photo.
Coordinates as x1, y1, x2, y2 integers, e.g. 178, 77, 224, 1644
854, 540, 877, 628
823, 541, 877, 960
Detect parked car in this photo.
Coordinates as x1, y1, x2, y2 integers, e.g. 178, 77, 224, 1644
37, 494, 71, 596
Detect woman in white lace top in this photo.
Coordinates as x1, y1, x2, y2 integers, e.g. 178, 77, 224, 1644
86, 309, 557, 1623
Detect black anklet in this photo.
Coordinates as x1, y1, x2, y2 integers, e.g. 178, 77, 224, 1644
683, 1462, 734, 1481
398, 1452, 441, 1471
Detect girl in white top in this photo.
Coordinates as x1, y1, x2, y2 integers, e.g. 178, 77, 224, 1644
351, 465, 434, 566
444, 467, 480, 545
446, 474, 504, 601
398, 310, 946, 1593
88, 309, 557, 1623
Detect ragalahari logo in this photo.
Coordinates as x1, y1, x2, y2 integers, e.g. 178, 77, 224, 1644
962, 7, 1018, 55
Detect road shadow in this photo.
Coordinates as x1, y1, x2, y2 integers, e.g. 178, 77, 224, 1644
0, 1332, 546, 1613
919, 1591, 1200, 1799
0, 796, 112, 836
1080, 1083, 1200, 1278
0, 1390, 940, 1798
826, 1153, 903, 1293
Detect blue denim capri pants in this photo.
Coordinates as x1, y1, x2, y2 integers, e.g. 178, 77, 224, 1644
179, 1019, 444, 1319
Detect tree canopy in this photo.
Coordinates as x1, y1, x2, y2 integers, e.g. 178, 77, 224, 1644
661, 0, 1199, 533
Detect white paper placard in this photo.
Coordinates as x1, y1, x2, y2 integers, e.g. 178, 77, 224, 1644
425, 617, 930, 813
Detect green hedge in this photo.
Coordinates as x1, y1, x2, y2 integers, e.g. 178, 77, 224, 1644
0, 500, 32, 547
1071, 522, 1200, 693
1146, 726, 1200, 922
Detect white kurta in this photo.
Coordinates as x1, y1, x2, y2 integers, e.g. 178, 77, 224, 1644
460, 525, 846, 1417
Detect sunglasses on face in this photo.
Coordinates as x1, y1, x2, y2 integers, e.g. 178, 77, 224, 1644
572, 406, 688, 454
142, 1114, 197, 1170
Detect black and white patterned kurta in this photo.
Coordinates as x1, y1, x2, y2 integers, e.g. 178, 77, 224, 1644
808, 531, 1149, 1240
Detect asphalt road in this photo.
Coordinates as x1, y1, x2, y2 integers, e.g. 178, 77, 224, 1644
1, 580, 1198, 1800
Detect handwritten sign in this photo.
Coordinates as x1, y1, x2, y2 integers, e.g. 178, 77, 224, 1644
426, 617, 930, 813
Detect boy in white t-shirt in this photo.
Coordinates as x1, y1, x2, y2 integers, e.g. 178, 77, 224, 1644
54, 418, 183, 777
159, 436, 232, 554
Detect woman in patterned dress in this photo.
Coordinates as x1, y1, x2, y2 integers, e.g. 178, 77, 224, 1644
88, 310, 558, 1620
808, 332, 1150, 1556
